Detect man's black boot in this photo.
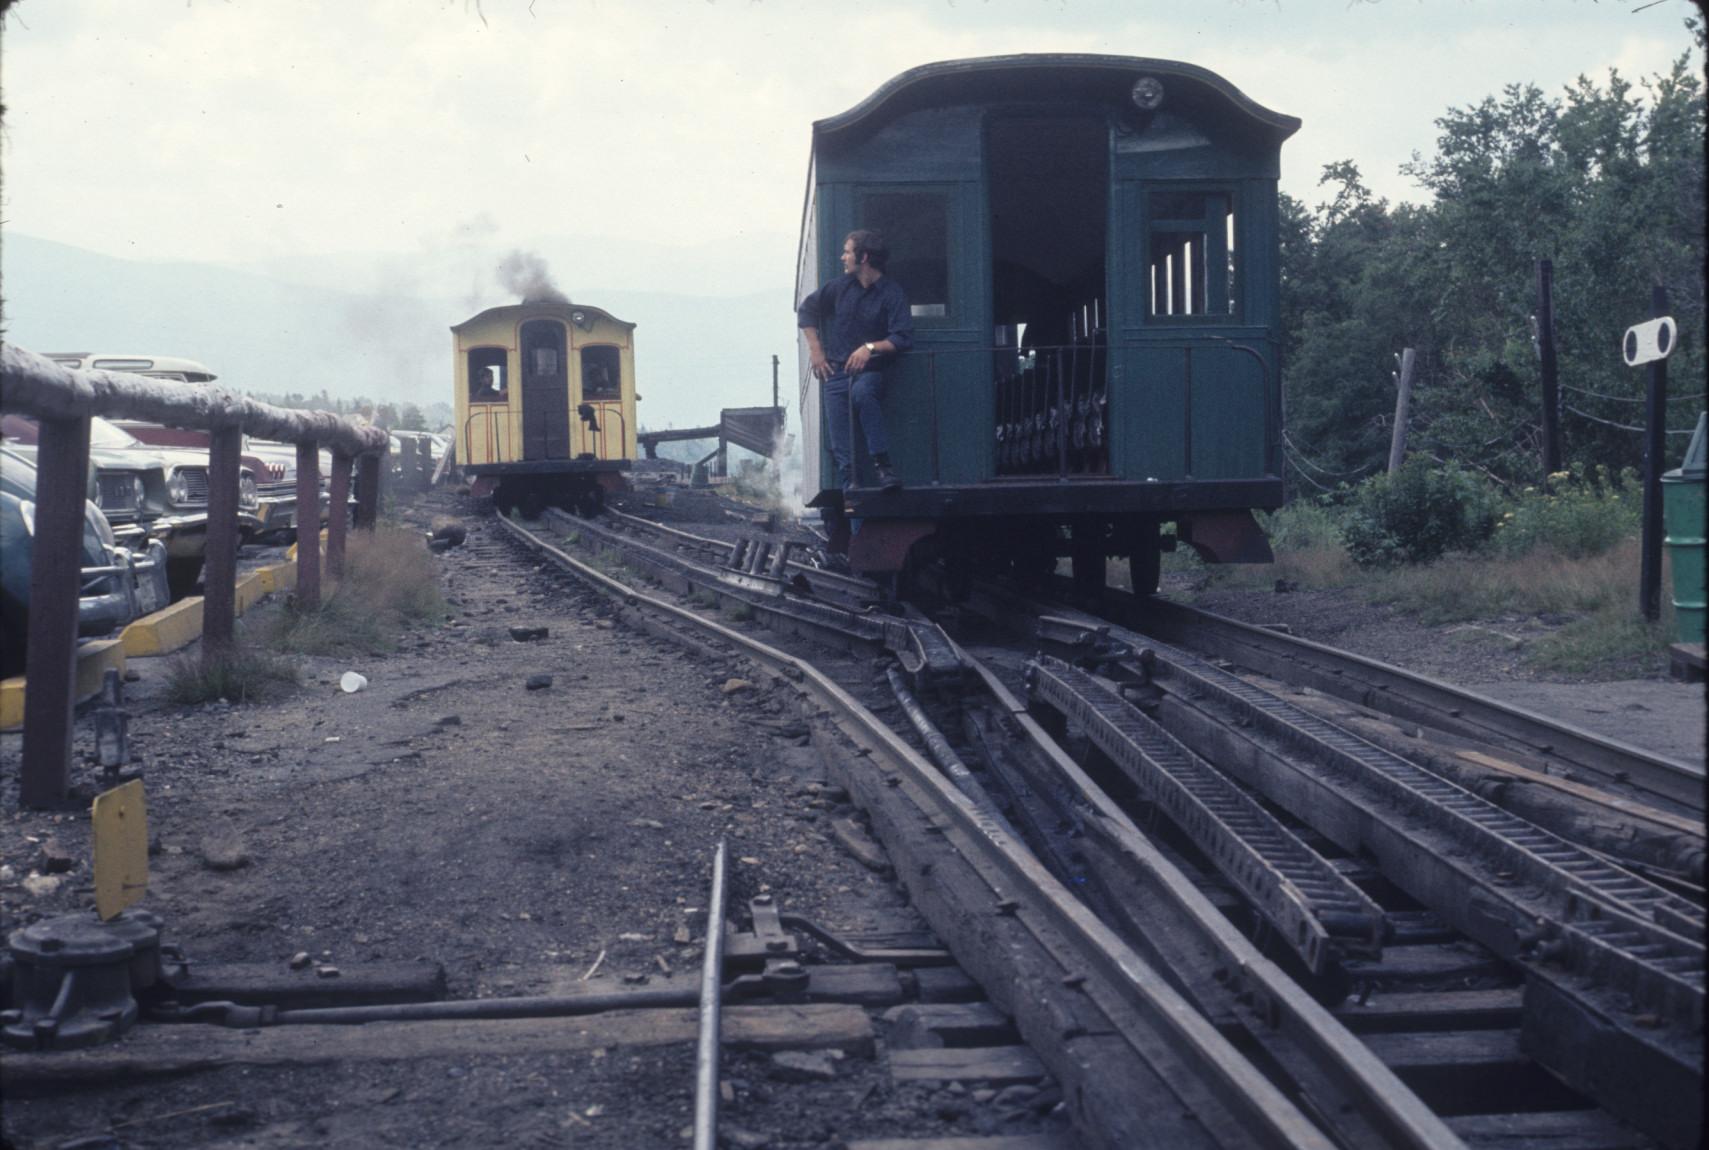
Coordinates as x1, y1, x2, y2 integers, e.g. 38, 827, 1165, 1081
873, 454, 903, 491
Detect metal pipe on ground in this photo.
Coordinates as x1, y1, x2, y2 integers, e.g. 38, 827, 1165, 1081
693, 838, 730, 1150
266, 988, 700, 1025
885, 667, 1019, 840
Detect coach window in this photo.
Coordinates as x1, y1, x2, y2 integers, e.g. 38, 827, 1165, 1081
581, 345, 622, 400
1147, 191, 1237, 319
858, 190, 951, 320
468, 347, 508, 401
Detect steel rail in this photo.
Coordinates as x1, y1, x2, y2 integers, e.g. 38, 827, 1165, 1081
1054, 610, 1708, 1009
493, 513, 1340, 1150
948, 578, 1704, 1145
1131, 596, 1705, 815
602, 505, 878, 601
1144, 633, 1706, 951
1026, 656, 1387, 973
693, 838, 729, 1150
945, 636, 1467, 1150
542, 507, 962, 681
1069, 613, 1706, 1145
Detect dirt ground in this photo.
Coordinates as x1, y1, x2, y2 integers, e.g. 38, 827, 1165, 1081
0, 495, 1060, 1150
0, 491, 1701, 1148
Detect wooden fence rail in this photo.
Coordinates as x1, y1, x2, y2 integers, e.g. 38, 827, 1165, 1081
2, 344, 390, 808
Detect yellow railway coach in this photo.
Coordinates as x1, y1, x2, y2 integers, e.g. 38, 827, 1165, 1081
452, 300, 637, 515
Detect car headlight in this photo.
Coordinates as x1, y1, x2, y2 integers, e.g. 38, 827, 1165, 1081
19, 499, 35, 536
240, 474, 259, 509
167, 468, 189, 504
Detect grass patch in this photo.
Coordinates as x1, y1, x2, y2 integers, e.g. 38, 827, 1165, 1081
1371, 540, 1645, 625
1168, 507, 1675, 677
267, 524, 447, 657
164, 641, 299, 706
1526, 608, 1673, 677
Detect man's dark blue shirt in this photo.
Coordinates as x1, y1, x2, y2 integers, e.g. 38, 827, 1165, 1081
797, 273, 914, 369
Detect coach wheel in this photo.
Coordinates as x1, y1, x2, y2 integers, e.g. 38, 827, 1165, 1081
517, 490, 545, 521
576, 485, 605, 518
1125, 518, 1162, 596
1070, 523, 1106, 600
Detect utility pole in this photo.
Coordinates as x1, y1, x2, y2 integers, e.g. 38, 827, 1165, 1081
1637, 286, 1671, 621
1536, 259, 1562, 476
1387, 348, 1416, 474
772, 354, 780, 410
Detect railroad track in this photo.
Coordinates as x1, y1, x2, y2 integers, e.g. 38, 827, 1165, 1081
492, 502, 1705, 1150
1114, 595, 1706, 819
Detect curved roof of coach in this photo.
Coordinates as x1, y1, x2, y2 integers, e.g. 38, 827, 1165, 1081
451, 301, 636, 333
811, 54, 1300, 145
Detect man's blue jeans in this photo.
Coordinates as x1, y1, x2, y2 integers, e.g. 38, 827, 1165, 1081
823, 370, 887, 489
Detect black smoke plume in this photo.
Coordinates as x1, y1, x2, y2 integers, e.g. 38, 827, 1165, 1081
498, 250, 570, 304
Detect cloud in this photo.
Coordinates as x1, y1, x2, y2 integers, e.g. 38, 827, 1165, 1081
2, 0, 1695, 264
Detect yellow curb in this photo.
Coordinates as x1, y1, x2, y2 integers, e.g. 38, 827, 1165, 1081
234, 570, 270, 615
284, 529, 331, 564
120, 596, 205, 658
259, 560, 298, 594
0, 639, 128, 731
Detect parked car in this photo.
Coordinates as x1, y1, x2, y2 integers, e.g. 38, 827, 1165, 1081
0, 447, 168, 678
1, 415, 254, 598
110, 421, 302, 544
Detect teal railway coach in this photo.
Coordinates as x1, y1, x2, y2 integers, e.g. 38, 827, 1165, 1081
796, 55, 1300, 594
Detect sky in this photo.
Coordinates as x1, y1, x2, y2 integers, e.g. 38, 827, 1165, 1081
0, 0, 1700, 417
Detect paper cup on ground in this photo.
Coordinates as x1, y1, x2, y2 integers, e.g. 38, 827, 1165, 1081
340, 672, 368, 693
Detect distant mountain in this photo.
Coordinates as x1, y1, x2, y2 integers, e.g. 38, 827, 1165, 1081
2, 232, 800, 435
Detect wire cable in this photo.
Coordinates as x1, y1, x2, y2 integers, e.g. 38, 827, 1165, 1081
1564, 404, 1697, 435
1281, 430, 1376, 479
1560, 383, 1706, 405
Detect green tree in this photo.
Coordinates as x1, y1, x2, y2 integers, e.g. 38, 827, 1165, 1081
1280, 26, 1704, 494
397, 403, 428, 431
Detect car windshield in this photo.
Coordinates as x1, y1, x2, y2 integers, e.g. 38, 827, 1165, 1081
89, 417, 143, 450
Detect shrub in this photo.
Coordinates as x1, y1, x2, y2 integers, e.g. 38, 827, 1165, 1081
1261, 500, 1345, 552
165, 642, 299, 705
1493, 464, 1640, 559
1340, 458, 1499, 567
268, 525, 446, 656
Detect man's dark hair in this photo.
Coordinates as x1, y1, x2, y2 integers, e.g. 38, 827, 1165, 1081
846, 229, 889, 273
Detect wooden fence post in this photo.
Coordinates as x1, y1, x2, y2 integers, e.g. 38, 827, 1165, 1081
326, 450, 353, 578
202, 423, 243, 655
1387, 348, 1416, 475
296, 440, 322, 611
354, 452, 382, 530
21, 416, 91, 808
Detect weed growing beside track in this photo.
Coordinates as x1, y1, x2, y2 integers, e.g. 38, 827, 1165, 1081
268, 524, 447, 657
163, 639, 299, 705
1168, 485, 1675, 677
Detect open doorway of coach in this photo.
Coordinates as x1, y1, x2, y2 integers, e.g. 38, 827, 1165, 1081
988, 114, 1109, 479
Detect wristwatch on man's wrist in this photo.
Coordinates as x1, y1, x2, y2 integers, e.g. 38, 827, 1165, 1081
865, 342, 876, 354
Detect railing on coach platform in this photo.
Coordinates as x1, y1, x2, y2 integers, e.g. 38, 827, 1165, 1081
0, 344, 390, 808
835, 337, 1274, 488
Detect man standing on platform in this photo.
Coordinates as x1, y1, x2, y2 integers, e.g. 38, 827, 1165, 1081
797, 229, 913, 492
